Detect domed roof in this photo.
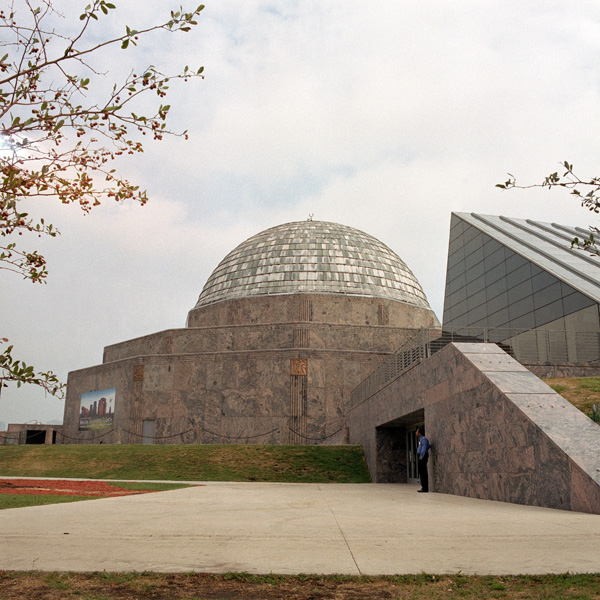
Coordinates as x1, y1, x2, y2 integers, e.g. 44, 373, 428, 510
194, 220, 431, 309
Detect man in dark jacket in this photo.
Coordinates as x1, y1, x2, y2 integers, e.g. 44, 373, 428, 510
416, 427, 429, 493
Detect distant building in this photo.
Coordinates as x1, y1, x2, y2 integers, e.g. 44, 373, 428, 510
0, 423, 63, 446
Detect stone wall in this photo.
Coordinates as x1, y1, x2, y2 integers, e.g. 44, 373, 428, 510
186, 294, 440, 329
66, 293, 439, 447
346, 343, 600, 514
103, 324, 432, 364
524, 362, 600, 379
64, 348, 386, 446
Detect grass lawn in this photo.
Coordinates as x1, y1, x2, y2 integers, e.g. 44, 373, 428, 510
0, 445, 369, 511
0, 572, 599, 600
0, 494, 103, 510
544, 376, 600, 421
0, 444, 371, 483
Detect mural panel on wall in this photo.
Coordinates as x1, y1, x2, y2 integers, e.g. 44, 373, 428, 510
79, 388, 116, 430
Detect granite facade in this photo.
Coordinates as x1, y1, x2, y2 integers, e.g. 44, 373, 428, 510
187, 294, 436, 328
346, 342, 600, 514
64, 294, 439, 446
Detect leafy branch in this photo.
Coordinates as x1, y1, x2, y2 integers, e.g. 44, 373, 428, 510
497, 161, 600, 255
1, 338, 65, 398
1, 1, 205, 397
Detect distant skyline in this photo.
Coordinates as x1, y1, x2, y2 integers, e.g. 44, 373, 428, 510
2, 0, 600, 425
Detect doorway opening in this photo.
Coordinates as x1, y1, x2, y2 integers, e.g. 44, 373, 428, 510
375, 409, 424, 484
25, 429, 46, 444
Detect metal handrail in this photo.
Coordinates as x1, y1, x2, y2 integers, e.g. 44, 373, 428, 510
348, 326, 600, 411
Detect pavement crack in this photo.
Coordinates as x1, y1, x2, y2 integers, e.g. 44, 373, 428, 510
318, 485, 361, 575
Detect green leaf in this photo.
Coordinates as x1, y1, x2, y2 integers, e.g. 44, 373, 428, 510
121, 39, 129, 49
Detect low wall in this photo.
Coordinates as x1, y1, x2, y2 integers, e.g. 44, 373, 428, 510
524, 362, 600, 379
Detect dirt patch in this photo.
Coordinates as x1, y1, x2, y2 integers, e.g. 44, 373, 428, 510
1, 572, 599, 600
0, 479, 154, 497
0, 573, 396, 600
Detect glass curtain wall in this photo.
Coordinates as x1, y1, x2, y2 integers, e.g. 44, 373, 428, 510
442, 214, 600, 362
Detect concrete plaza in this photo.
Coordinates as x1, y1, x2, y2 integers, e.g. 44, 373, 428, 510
1, 481, 599, 575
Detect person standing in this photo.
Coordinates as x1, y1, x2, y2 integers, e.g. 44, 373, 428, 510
416, 427, 429, 493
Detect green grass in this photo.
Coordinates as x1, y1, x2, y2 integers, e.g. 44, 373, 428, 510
0, 444, 371, 483
0, 494, 103, 510
544, 376, 600, 421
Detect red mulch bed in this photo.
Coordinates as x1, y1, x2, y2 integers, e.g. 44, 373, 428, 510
0, 479, 153, 497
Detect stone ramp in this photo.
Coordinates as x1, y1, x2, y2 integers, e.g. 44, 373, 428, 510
348, 343, 600, 513
468, 345, 600, 514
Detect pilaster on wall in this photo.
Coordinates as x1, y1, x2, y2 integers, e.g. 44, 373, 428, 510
299, 297, 313, 322
347, 342, 600, 514
293, 327, 310, 348
129, 365, 144, 443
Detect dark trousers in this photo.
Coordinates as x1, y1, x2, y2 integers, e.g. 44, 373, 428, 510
418, 454, 429, 491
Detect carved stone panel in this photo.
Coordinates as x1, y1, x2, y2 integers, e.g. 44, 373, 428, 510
290, 358, 308, 376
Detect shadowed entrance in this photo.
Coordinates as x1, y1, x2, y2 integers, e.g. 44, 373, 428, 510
376, 409, 424, 483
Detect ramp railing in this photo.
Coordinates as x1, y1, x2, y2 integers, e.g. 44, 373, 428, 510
347, 327, 600, 412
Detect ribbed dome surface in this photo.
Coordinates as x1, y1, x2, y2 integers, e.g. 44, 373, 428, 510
194, 221, 431, 309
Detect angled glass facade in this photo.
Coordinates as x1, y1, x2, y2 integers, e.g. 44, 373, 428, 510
442, 213, 600, 361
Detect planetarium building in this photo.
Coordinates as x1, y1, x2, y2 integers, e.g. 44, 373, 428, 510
56, 217, 600, 513
63, 220, 440, 445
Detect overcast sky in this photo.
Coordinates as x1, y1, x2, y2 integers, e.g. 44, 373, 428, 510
2, 0, 600, 427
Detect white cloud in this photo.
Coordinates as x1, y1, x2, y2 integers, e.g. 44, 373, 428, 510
3, 0, 600, 424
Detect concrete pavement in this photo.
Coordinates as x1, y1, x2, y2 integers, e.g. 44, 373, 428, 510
1, 482, 599, 575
